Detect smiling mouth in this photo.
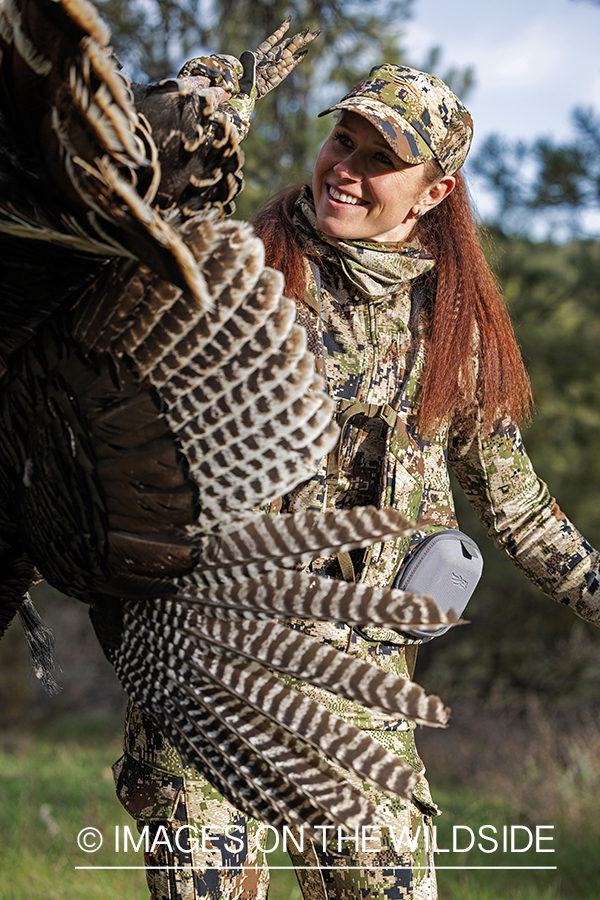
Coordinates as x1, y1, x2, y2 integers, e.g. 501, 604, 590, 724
327, 185, 368, 206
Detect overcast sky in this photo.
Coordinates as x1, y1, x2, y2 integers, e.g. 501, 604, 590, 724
402, 0, 600, 225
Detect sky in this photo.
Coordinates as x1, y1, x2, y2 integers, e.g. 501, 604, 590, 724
402, 0, 600, 225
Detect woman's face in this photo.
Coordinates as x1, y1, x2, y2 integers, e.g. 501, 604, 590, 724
312, 111, 431, 243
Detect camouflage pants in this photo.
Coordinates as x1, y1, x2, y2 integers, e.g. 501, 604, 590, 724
114, 705, 438, 900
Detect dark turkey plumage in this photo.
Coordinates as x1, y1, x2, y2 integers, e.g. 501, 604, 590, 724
0, 0, 454, 833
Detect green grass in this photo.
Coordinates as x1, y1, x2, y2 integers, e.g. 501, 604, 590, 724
0, 717, 302, 900
1, 716, 598, 899
427, 782, 598, 900
0, 718, 147, 900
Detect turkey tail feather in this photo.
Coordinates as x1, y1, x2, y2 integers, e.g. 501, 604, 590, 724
110, 601, 429, 833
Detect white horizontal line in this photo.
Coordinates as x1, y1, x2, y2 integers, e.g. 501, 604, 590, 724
75, 866, 558, 871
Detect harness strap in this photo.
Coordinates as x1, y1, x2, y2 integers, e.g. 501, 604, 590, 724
404, 644, 419, 681
326, 401, 396, 587
336, 550, 356, 584
325, 400, 398, 491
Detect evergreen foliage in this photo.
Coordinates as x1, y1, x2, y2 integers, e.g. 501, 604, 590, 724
470, 108, 600, 238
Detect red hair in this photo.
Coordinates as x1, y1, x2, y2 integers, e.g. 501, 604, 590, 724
252, 186, 313, 301
252, 176, 532, 433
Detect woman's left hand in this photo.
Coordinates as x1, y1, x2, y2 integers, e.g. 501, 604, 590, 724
178, 19, 319, 139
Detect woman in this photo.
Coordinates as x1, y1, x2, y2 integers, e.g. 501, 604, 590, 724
118, 64, 600, 900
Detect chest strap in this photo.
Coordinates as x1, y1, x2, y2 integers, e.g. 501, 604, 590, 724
326, 399, 398, 490
327, 399, 398, 588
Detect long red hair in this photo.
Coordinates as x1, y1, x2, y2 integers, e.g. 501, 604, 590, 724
252, 175, 532, 433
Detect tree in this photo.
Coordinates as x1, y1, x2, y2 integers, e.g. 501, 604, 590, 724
470, 108, 600, 238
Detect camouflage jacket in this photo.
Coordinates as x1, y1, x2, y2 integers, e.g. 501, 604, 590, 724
278, 204, 600, 730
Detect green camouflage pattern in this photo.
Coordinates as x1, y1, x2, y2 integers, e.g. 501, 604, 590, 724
319, 64, 473, 176
448, 414, 600, 618
177, 54, 256, 140
115, 704, 270, 900
177, 19, 320, 145
286, 726, 437, 900
294, 185, 436, 299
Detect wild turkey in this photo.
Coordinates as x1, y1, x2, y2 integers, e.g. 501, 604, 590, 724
0, 0, 454, 833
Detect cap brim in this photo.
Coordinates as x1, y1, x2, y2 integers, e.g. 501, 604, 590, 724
318, 97, 435, 167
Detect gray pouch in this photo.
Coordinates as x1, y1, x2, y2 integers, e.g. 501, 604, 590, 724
393, 529, 483, 641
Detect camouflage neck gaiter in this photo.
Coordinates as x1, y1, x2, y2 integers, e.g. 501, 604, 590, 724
293, 185, 435, 299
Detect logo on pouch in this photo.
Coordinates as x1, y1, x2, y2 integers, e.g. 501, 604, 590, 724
451, 572, 468, 590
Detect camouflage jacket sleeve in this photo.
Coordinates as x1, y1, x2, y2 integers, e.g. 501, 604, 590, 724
448, 413, 600, 626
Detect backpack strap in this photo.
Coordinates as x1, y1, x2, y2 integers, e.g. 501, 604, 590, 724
325, 399, 398, 493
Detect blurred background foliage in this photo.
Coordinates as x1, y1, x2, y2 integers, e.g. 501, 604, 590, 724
471, 108, 600, 239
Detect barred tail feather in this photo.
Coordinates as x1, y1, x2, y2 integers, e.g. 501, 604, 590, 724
110, 601, 425, 832
177, 568, 456, 634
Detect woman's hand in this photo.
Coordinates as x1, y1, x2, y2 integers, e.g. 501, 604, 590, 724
178, 19, 319, 139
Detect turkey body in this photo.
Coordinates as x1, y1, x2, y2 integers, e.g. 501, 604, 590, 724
0, 0, 452, 832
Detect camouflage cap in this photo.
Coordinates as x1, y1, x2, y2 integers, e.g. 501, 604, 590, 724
318, 64, 473, 176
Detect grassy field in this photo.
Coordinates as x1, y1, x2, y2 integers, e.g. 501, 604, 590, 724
0, 712, 598, 899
